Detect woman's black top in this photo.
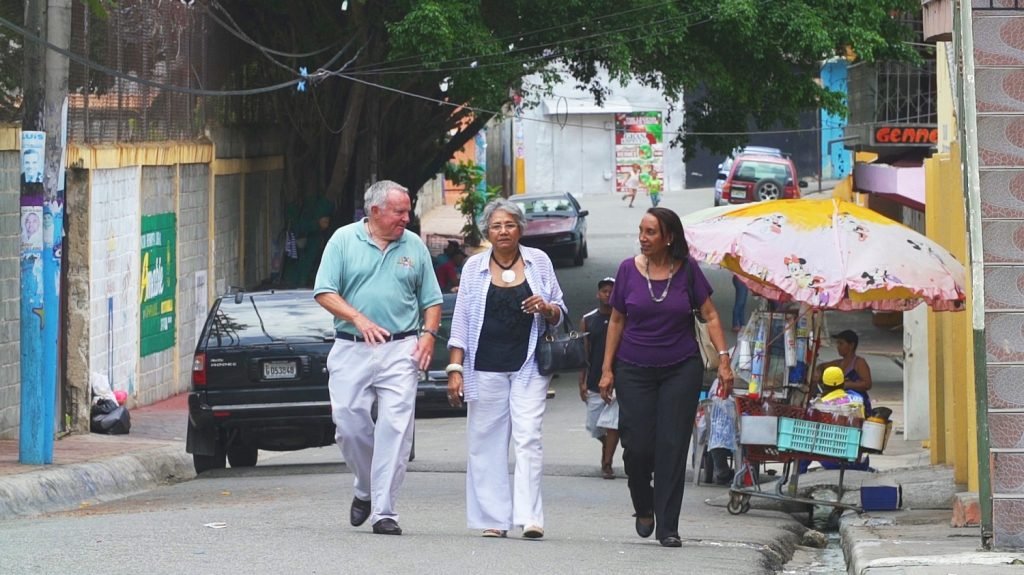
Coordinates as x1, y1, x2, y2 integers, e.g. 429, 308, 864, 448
475, 281, 534, 372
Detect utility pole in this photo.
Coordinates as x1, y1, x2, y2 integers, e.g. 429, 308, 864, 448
20, 0, 71, 464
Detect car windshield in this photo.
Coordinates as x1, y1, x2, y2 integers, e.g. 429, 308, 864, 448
513, 198, 574, 216
732, 159, 791, 183
205, 294, 335, 347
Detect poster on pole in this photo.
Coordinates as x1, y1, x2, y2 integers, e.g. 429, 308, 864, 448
614, 112, 664, 198
20, 130, 45, 184
140, 213, 176, 356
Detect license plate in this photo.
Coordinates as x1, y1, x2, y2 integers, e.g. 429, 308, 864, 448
730, 186, 747, 199
263, 360, 297, 380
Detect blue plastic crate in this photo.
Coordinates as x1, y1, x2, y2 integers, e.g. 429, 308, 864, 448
777, 418, 861, 461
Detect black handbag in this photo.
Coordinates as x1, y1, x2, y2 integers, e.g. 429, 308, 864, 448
535, 319, 589, 376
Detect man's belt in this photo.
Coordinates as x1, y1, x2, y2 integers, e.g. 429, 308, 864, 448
335, 330, 419, 343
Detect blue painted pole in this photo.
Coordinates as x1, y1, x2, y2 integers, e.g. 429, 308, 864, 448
19, 245, 45, 464
41, 200, 63, 455
19, 130, 47, 464
19, 0, 69, 465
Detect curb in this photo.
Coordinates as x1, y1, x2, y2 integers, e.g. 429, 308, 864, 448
0, 445, 195, 520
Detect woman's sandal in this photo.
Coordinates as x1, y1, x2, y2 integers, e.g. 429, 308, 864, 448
522, 525, 544, 539
482, 528, 507, 538
601, 463, 615, 480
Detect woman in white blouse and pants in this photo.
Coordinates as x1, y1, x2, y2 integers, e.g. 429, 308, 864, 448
446, 198, 567, 539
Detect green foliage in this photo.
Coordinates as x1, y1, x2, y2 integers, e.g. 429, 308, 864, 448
197, 0, 921, 211
0, 0, 23, 121
445, 160, 500, 246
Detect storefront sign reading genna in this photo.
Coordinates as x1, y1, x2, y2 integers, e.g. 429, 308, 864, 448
872, 125, 938, 146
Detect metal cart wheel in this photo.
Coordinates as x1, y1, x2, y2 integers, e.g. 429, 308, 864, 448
727, 492, 751, 515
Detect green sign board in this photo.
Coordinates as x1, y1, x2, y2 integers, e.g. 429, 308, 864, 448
140, 213, 176, 356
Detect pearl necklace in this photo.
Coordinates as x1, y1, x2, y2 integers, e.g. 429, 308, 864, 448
645, 256, 675, 303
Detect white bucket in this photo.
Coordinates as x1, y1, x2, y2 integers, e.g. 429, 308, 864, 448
860, 420, 889, 452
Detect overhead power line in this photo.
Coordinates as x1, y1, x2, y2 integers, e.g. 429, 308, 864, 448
0, 14, 301, 96
333, 71, 938, 138
205, 0, 347, 59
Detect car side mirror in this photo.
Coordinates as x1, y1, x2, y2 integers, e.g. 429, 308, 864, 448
578, 210, 589, 217
798, 181, 808, 188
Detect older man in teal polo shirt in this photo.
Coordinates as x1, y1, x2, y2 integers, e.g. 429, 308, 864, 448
314, 180, 443, 537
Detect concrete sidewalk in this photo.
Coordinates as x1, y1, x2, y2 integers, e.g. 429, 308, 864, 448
0, 394, 194, 519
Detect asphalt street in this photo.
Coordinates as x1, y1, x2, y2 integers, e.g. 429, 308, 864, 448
0, 188, 891, 574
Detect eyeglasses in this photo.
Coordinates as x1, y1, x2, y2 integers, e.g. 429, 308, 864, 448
488, 223, 518, 232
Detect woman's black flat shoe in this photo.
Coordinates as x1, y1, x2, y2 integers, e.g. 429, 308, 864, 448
634, 515, 655, 538
660, 535, 682, 547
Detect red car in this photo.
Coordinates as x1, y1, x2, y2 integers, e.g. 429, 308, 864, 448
720, 154, 807, 204
510, 192, 589, 266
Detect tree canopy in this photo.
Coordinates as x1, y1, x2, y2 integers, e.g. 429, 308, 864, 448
5, 0, 922, 220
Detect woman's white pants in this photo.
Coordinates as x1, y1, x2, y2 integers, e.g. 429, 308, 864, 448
466, 370, 549, 531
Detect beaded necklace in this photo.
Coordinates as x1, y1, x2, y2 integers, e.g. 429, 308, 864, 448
645, 256, 675, 303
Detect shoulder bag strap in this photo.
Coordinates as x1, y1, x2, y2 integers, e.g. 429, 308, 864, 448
684, 257, 697, 314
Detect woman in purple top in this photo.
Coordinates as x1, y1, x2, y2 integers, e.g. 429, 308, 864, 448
598, 207, 734, 548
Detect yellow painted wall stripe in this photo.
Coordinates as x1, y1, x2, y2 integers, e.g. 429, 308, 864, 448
67, 142, 214, 169
0, 126, 19, 151
925, 142, 977, 490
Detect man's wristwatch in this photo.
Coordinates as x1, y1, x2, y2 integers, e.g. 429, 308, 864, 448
422, 327, 440, 338
718, 350, 730, 356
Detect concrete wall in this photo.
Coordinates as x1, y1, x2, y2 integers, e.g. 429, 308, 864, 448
88, 167, 141, 401
177, 164, 210, 396
213, 174, 241, 295
414, 174, 445, 222
58, 139, 282, 432
65, 169, 91, 431
509, 70, 686, 198
820, 59, 852, 180
1, 130, 284, 439
528, 114, 613, 197
0, 150, 21, 439
924, 143, 976, 492
138, 166, 177, 405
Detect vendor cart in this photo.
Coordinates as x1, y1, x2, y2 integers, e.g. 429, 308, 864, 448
720, 304, 871, 526
681, 198, 967, 526
726, 394, 868, 525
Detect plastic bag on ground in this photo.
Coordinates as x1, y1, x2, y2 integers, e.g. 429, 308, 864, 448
90, 402, 131, 435
90, 372, 117, 405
